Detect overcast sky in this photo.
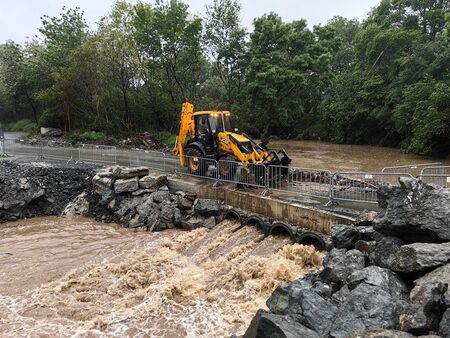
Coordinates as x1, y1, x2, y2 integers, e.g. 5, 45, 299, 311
0, 0, 381, 44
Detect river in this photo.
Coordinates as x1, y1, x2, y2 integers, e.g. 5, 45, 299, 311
269, 140, 450, 172
0, 216, 322, 337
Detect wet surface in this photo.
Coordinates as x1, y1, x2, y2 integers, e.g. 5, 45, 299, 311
0, 217, 322, 337
269, 140, 450, 172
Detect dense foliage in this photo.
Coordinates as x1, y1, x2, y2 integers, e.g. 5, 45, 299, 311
0, 0, 448, 156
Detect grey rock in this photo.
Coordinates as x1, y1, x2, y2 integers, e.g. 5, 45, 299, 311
357, 226, 384, 242
139, 173, 167, 189
181, 216, 204, 230
29, 189, 45, 202
347, 266, 410, 299
354, 210, 378, 226
332, 284, 350, 304
99, 190, 114, 206
204, 216, 216, 229
390, 242, 450, 273
267, 277, 337, 336
331, 224, 359, 249
93, 174, 114, 194
114, 177, 139, 194
62, 192, 89, 216
330, 283, 407, 338
152, 190, 171, 203
160, 203, 175, 223
132, 189, 154, 196
414, 264, 450, 306
370, 236, 404, 269
320, 249, 366, 285
112, 166, 149, 179
173, 208, 182, 227
439, 308, 450, 338
243, 309, 320, 338
374, 178, 450, 243
178, 195, 194, 210
355, 240, 377, 256
347, 329, 416, 338
399, 282, 447, 334
194, 199, 221, 216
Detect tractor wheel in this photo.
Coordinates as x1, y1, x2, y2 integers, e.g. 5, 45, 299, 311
185, 148, 207, 176
218, 155, 238, 180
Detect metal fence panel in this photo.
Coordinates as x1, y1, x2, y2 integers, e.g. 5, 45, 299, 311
125, 149, 166, 172
381, 162, 442, 176
216, 159, 266, 188
331, 172, 414, 203
176, 154, 218, 180
79, 144, 117, 165
419, 166, 450, 188
41, 141, 75, 162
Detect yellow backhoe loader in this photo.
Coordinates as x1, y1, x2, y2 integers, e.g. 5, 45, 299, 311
173, 101, 291, 181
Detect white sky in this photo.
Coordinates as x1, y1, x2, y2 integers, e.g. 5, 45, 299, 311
0, 0, 381, 43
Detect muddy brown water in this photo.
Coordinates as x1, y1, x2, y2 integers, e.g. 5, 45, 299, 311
269, 140, 450, 172
0, 216, 323, 337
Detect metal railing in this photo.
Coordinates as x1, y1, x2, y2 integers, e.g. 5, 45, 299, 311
419, 166, 450, 188
330, 172, 414, 204
3, 140, 448, 206
78, 144, 117, 165
382, 162, 442, 176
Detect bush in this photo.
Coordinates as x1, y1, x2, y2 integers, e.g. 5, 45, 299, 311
65, 131, 118, 145
5, 119, 38, 134
158, 131, 177, 149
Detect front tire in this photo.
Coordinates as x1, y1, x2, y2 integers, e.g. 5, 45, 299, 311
185, 148, 207, 176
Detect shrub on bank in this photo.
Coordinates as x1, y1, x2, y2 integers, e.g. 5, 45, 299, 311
158, 131, 177, 149
5, 119, 37, 134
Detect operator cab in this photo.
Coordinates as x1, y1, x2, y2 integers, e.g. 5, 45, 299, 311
192, 111, 232, 154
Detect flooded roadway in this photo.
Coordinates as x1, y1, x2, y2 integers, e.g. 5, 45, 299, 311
0, 217, 323, 337
269, 140, 450, 172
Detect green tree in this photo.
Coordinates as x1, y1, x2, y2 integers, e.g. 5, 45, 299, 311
204, 0, 247, 109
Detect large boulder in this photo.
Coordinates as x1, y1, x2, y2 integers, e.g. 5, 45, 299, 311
329, 283, 407, 338
373, 178, 450, 243
320, 249, 366, 285
347, 329, 416, 338
399, 282, 448, 334
414, 264, 450, 305
267, 278, 338, 336
114, 177, 139, 194
111, 166, 149, 179
390, 242, 450, 273
354, 211, 378, 226
152, 190, 171, 203
331, 224, 359, 249
139, 173, 167, 189
369, 236, 404, 269
347, 266, 410, 300
62, 192, 89, 216
243, 309, 320, 338
194, 199, 221, 217
439, 308, 450, 338
93, 174, 114, 194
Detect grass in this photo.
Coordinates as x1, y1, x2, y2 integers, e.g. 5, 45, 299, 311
158, 131, 177, 149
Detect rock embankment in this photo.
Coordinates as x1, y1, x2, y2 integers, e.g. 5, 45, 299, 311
65, 165, 228, 231
244, 178, 450, 338
0, 161, 94, 222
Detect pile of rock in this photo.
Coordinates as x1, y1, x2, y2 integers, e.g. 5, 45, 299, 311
244, 178, 450, 338
78, 166, 227, 231
0, 161, 94, 222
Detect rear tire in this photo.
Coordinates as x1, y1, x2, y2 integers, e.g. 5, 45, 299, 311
185, 148, 207, 176
218, 155, 237, 180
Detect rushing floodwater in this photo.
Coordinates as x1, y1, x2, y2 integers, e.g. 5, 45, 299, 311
269, 140, 450, 172
0, 216, 323, 337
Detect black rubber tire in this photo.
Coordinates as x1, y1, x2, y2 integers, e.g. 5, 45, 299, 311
218, 155, 238, 180
185, 148, 207, 176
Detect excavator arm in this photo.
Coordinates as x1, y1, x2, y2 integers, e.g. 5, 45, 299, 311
173, 101, 195, 166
